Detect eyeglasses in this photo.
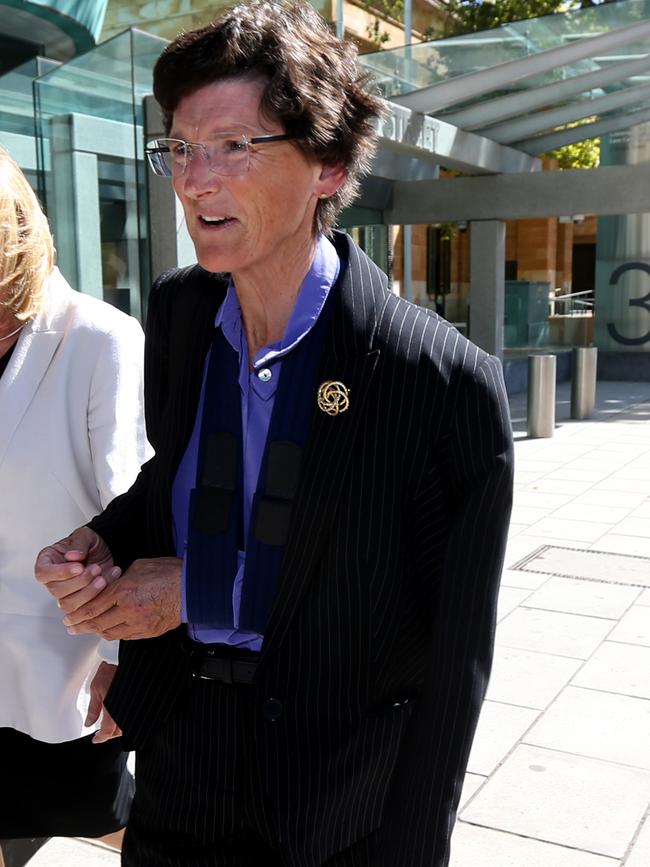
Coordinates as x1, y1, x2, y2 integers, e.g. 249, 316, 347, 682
145, 133, 293, 178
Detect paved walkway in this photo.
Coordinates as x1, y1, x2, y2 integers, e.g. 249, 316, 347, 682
25, 381, 650, 866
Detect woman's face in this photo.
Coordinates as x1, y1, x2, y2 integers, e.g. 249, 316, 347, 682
170, 77, 342, 280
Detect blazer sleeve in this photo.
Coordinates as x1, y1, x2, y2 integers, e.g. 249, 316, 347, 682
88, 274, 171, 566
87, 315, 151, 509
374, 353, 514, 867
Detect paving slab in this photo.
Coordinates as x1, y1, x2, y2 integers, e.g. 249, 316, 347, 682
449, 823, 620, 867
573, 641, 650, 699
625, 811, 650, 867
521, 575, 641, 620
496, 607, 613, 659
523, 479, 595, 496
462, 744, 650, 859
638, 588, 650, 606
28, 838, 119, 865
549, 503, 631, 523
467, 700, 539, 776
458, 772, 485, 809
514, 545, 650, 587
608, 605, 650, 646
486, 646, 581, 710
520, 516, 614, 543
500, 568, 552, 591
503, 538, 551, 570
507, 522, 531, 536
508, 505, 550, 525
543, 467, 615, 483
630, 501, 650, 519
497, 586, 533, 621
513, 534, 609, 552
513, 490, 575, 509
594, 534, 650, 558
608, 517, 650, 538
571, 489, 648, 508
525, 685, 650, 770
593, 477, 650, 494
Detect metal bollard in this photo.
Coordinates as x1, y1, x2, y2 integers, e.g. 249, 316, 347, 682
527, 354, 556, 438
571, 346, 598, 420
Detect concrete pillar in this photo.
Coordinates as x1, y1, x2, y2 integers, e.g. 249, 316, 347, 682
403, 224, 413, 302
144, 95, 195, 280
50, 116, 103, 298
469, 219, 505, 357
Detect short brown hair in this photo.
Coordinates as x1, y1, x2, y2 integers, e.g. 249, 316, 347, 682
0, 147, 54, 321
153, 0, 386, 234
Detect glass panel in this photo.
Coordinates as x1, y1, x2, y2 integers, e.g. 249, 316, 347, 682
359, 0, 650, 110
0, 57, 58, 140
349, 225, 390, 273
34, 28, 166, 320
504, 281, 550, 350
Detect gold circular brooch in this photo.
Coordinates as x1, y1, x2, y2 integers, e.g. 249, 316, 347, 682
317, 380, 350, 416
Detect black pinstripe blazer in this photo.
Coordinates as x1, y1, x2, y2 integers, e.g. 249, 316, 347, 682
90, 231, 514, 867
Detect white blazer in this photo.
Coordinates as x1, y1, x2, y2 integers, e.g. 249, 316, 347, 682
0, 269, 150, 742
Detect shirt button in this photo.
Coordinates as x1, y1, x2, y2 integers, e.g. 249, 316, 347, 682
257, 368, 272, 382
262, 697, 283, 722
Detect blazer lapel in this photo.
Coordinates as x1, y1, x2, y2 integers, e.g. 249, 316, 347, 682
261, 235, 388, 659
0, 279, 63, 468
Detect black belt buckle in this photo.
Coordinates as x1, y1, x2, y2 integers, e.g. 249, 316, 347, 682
189, 647, 259, 684
196, 653, 232, 683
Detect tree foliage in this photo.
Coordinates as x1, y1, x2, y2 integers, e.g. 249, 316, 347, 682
362, 0, 405, 48
440, 1, 601, 168
441, 0, 617, 37
543, 119, 600, 169
442, 0, 567, 37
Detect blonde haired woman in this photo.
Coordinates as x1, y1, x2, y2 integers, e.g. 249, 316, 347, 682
0, 147, 149, 845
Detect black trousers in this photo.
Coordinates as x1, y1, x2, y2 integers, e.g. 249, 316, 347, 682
0, 727, 132, 838
123, 678, 375, 867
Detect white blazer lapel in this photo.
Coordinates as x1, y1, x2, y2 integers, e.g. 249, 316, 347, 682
0, 273, 64, 467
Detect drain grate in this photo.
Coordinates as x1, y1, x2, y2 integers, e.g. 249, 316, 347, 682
510, 545, 650, 588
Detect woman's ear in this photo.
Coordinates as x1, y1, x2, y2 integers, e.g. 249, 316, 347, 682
315, 163, 347, 199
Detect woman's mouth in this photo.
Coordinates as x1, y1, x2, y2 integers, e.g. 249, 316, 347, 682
198, 215, 236, 229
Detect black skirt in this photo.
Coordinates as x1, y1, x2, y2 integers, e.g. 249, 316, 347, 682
0, 727, 133, 838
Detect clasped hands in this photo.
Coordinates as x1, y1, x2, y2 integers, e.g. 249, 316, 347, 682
34, 526, 182, 641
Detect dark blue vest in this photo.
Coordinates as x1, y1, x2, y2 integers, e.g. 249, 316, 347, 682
185, 286, 334, 634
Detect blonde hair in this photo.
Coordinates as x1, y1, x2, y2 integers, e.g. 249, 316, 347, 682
0, 146, 54, 321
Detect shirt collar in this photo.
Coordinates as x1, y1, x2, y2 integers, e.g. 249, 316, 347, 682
214, 234, 340, 369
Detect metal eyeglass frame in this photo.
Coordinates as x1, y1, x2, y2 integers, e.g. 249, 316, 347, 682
145, 133, 293, 177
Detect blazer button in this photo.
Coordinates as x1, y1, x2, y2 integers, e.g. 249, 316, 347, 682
262, 698, 283, 722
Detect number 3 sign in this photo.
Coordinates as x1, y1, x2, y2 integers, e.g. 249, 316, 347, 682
607, 262, 650, 346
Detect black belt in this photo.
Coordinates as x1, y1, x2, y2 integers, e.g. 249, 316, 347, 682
182, 639, 260, 684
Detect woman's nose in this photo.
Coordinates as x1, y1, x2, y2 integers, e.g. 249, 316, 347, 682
177, 151, 222, 197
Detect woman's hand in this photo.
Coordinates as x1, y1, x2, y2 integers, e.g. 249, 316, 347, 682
86, 662, 123, 744
35, 527, 121, 613
63, 557, 183, 641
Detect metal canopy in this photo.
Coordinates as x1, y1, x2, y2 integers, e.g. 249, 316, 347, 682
389, 18, 650, 115
387, 163, 650, 224
483, 80, 650, 145
375, 102, 540, 179
515, 106, 650, 153
357, 0, 650, 184
441, 53, 650, 131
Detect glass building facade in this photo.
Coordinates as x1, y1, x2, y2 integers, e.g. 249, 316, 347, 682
1, 0, 650, 366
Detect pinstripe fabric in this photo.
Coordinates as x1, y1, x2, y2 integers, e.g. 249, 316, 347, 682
89, 232, 514, 867
122, 680, 278, 867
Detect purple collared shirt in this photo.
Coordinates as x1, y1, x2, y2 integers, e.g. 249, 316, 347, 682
172, 234, 340, 649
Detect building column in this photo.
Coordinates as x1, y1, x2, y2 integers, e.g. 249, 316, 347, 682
144, 95, 195, 279
50, 116, 103, 298
403, 224, 413, 302
469, 219, 505, 357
